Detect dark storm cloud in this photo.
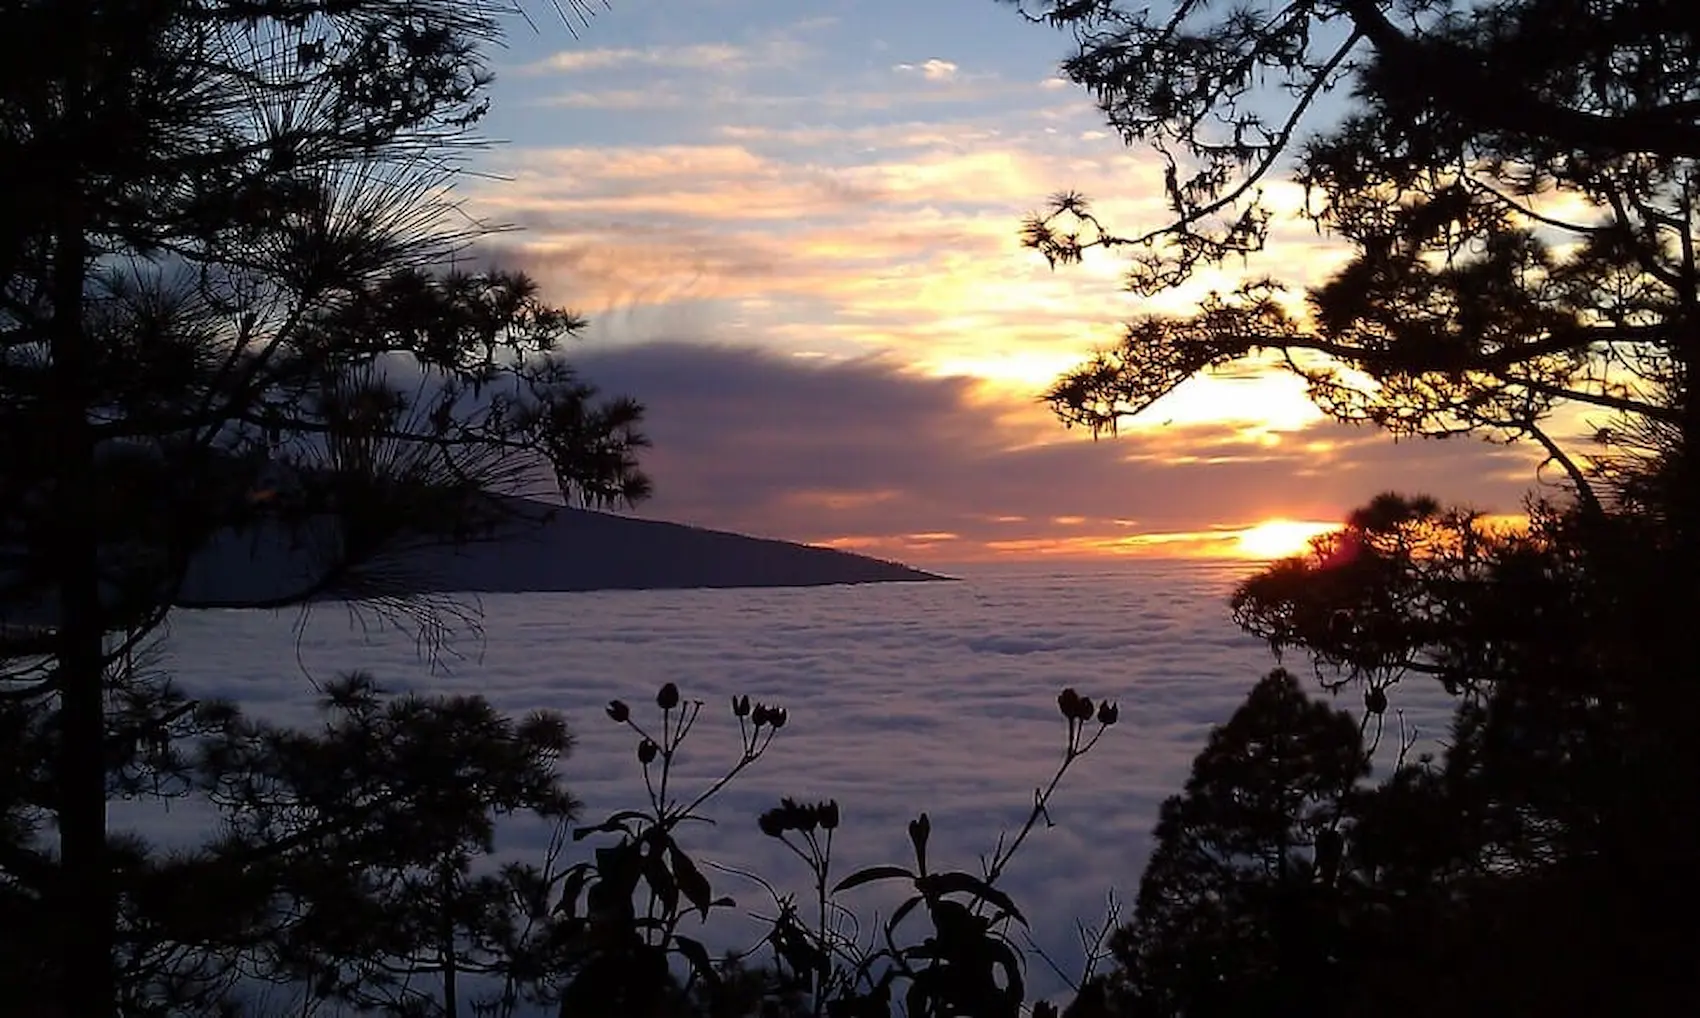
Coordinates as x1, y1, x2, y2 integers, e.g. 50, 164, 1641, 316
573, 342, 1544, 556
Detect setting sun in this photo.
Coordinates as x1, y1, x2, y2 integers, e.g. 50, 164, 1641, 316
1232, 519, 1340, 559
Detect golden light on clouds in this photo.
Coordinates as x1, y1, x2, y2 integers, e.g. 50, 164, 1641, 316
1118, 373, 1326, 434
788, 489, 902, 511
477, 43, 1547, 561
809, 522, 1347, 563
467, 124, 1358, 412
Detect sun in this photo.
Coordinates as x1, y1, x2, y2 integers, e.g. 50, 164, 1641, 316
1232, 519, 1340, 559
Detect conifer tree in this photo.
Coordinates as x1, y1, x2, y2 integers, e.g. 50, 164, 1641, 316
1001, 2, 1700, 1010
0, 2, 639, 1013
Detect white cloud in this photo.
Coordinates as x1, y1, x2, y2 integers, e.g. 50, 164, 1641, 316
520, 39, 805, 76
896, 57, 960, 82
530, 76, 1038, 113
719, 121, 1005, 150
532, 87, 696, 111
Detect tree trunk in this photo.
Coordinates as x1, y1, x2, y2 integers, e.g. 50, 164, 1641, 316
53, 235, 112, 1018
1633, 290, 1700, 1011
48, 19, 112, 1011
441, 864, 459, 1018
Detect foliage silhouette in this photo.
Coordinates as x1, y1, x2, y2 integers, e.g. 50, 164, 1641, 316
996, 6, 1700, 1008
205, 672, 581, 1018
1096, 484, 1697, 1016
547, 685, 784, 1018
0, 668, 584, 1017
0, 1, 637, 1013
1106, 669, 1365, 1018
1003, 0, 1700, 532
551, 682, 1121, 1018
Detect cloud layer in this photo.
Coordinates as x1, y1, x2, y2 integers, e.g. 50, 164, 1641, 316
142, 562, 1464, 1007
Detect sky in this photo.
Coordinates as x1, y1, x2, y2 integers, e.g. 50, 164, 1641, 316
456, 0, 1549, 561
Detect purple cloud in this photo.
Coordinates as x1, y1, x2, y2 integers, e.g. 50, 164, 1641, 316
572, 342, 1546, 559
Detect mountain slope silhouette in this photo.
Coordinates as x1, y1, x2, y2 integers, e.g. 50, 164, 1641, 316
174, 502, 944, 604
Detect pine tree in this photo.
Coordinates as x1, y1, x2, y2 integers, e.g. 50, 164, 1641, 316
0, 3, 639, 1013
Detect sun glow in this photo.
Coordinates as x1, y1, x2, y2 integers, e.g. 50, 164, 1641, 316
1232, 519, 1340, 559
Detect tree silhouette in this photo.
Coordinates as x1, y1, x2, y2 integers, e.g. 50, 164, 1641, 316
998, 7, 1700, 1003
0, 2, 638, 1014
1087, 480, 1696, 1016
1106, 670, 1365, 1018
1002, 0, 1698, 527
199, 672, 580, 1017
1001, 0, 1700, 282
0, 671, 582, 1016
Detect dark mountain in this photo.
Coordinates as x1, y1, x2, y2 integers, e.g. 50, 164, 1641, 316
173, 503, 946, 604
393, 505, 945, 593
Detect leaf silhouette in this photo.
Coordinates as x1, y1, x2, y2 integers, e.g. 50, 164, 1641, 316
833, 864, 914, 893
673, 935, 720, 987
919, 871, 1028, 925
668, 843, 713, 918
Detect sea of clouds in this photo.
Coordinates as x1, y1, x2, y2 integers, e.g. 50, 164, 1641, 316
134, 559, 1456, 1009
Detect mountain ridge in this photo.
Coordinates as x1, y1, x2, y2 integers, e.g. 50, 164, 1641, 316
393, 504, 948, 593
174, 501, 947, 603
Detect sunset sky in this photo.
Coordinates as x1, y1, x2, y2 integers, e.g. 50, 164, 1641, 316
462, 0, 1548, 561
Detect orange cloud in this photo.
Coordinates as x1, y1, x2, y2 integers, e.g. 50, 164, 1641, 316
522, 43, 754, 75
459, 14, 1566, 563
469, 108, 1356, 442
573, 343, 1545, 563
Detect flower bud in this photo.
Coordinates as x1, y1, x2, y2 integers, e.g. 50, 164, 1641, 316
907, 813, 931, 872
1364, 687, 1388, 715
606, 700, 630, 724
770, 707, 788, 729
637, 738, 658, 765
1076, 696, 1094, 721
752, 703, 772, 727
1057, 688, 1081, 719
657, 682, 680, 710
732, 694, 751, 717
819, 800, 840, 830
1097, 700, 1119, 726
758, 809, 785, 838
908, 813, 930, 847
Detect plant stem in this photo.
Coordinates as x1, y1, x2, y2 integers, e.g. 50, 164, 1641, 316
985, 727, 1100, 886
